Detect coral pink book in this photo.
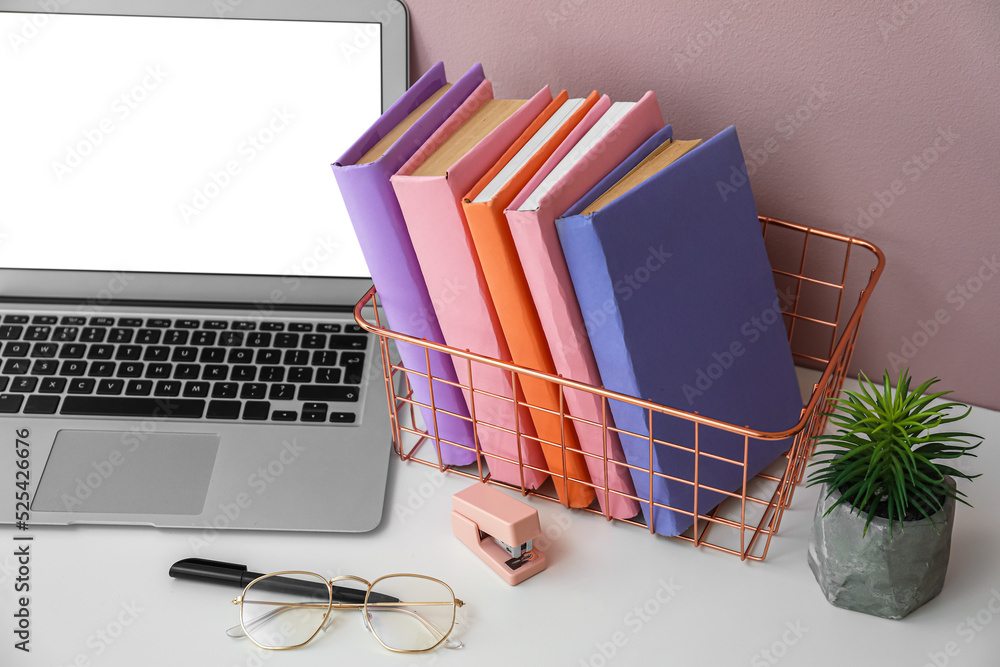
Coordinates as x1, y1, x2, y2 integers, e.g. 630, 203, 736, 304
390, 82, 555, 489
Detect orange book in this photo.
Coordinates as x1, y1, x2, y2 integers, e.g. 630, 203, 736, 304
462, 90, 599, 508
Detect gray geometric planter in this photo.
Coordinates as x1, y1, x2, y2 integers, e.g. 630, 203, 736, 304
807, 478, 956, 619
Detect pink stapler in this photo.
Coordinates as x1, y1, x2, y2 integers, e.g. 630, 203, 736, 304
451, 483, 547, 585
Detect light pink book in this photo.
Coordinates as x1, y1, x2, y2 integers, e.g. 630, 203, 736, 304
390, 83, 554, 489
503, 92, 664, 518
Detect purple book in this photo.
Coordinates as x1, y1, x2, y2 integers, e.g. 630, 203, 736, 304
556, 126, 803, 536
332, 63, 485, 466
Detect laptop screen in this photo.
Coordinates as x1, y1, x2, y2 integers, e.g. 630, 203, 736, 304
1, 11, 381, 279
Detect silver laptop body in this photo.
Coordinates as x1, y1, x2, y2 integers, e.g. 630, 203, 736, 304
0, 0, 409, 532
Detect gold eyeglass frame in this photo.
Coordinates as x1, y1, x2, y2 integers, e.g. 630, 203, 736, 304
231, 571, 465, 654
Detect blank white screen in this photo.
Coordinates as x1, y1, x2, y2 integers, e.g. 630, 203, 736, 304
0, 12, 381, 277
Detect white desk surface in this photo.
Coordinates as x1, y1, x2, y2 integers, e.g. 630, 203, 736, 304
6, 375, 1000, 666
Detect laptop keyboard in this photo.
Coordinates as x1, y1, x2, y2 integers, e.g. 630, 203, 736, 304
0, 313, 370, 423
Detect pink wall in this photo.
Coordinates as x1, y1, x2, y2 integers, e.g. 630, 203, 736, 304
404, 0, 1000, 410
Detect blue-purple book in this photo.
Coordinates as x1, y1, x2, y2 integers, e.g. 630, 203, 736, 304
332, 63, 486, 466
555, 126, 802, 536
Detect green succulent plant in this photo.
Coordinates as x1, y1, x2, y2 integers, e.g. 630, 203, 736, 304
806, 368, 981, 536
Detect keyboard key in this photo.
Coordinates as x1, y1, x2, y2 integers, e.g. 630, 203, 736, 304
227, 348, 254, 364
317, 323, 342, 333
30, 360, 58, 375
301, 402, 328, 422
231, 365, 256, 381
171, 347, 198, 362
0, 378, 7, 391
328, 335, 367, 350
145, 318, 172, 328
137, 329, 161, 344
203, 320, 228, 330
32, 315, 58, 325
289, 322, 313, 332
341, 352, 366, 384
115, 345, 142, 361
259, 322, 284, 331
302, 334, 326, 349
24, 395, 59, 414
272, 410, 297, 421
274, 333, 299, 348
174, 364, 200, 379
68, 378, 96, 394
330, 412, 356, 423
59, 360, 88, 376
89, 361, 116, 377
164, 329, 190, 345
80, 327, 106, 343
243, 401, 270, 420
191, 331, 216, 346
231, 321, 256, 330
0, 325, 24, 339
61, 396, 206, 419
0, 394, 24, 412
284, 350, 308, 366
345, 324, 366, 334
255, 349, 282, 365
30, 343, 58, 358
202, 365, 228, 381
174, 319, 200, 329
117, 362, 144, 378
2, 315, 28, 324
60, 316, 87, 325
145, 363, 172, 379
126, 380, 153, 396
53, 327, 79, 342
86, 344, 114, 360
11, 377, 38, 393
268, 383, 295, 401
312, 351, 338, 366
155, 380, 181, 397
240, 383, 266, 399
3, 359, 30, 374
4, 342, 29, 357
207, 399, 241, 419
117, 317, 143, 327
39, 377, 67, 393
298, 385, 359, 402
211, 382, 238, 399
59, 343, 87, 359
183, 381, 209, 398
97, 379, 124, 395
287, 367, 313, 383
143, 346, 170, 361
108, 328, 134, 344
259, 366, 285, 382
89, 317, 115, 326
245, 332, 272, 347
199, 347, 226, 363
317, 368, 342, 384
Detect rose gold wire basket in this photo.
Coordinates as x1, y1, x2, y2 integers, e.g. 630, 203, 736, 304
354, 215, 885, 561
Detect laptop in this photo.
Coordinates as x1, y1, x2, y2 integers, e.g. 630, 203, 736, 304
0, 0, 409, 532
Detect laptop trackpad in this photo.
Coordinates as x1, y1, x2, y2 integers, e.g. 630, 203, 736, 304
32, 430, 220, 515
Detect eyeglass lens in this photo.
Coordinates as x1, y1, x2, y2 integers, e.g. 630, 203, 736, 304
365, 575, 456, 652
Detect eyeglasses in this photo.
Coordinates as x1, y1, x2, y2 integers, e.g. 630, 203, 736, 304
228, 571, 465, 654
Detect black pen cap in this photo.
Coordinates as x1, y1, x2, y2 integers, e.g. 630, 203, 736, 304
169, 558, 251, 587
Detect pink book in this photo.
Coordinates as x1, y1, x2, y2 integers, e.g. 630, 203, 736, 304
390, 83, 555, 489
503, 92, 664, 518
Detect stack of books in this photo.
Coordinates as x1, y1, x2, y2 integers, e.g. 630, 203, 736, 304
332, 62, 803, 537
